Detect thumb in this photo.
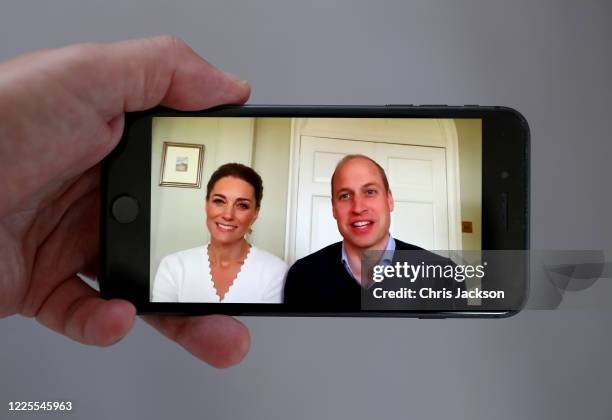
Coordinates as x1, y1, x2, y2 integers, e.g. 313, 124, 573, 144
57, 35, 251, 117
0, 36, 250, 216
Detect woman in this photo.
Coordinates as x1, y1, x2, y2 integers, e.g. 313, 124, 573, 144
153, 163, 288, 303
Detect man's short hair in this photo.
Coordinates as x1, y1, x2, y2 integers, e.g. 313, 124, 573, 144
330, 154, 390, 196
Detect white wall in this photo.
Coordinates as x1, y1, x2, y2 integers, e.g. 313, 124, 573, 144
250, 118, 292, 257
456, 119, 483, 250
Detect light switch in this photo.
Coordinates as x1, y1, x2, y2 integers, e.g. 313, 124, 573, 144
462, 221, 473, 233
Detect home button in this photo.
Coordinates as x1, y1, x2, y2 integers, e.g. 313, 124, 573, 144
111, 195, 140, 224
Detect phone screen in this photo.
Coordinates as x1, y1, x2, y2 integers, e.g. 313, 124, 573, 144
149, 116, 483, 308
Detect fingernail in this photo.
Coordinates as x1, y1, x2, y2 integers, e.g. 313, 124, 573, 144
225, 72, 249, 87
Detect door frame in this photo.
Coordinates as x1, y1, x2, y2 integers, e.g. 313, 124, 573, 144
284, 118, 462, 263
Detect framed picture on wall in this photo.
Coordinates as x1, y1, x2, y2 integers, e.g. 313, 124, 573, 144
159, 142, 205, 188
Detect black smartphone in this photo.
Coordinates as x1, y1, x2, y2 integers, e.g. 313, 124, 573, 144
101, 105, 529, 318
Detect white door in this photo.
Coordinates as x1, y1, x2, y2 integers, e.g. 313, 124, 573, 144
374, 143, 449, 250
293, 136, 449, 261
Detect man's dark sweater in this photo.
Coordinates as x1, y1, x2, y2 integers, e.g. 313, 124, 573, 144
283, 239, 464, 311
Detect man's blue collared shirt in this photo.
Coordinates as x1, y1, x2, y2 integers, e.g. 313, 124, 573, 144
341, 234, 395, 283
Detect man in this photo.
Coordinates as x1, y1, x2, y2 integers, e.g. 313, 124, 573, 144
283, 154, 463, 311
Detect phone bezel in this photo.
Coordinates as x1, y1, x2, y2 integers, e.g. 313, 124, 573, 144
101, 105, 530, 318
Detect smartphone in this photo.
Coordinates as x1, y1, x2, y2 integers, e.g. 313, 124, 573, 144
101, 105, 529, 318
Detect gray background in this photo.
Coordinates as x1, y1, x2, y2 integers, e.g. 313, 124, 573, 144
1, 0, 611, 419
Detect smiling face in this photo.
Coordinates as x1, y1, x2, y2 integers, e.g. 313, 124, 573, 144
205, 176, 259, 245
331, 157, 394, 253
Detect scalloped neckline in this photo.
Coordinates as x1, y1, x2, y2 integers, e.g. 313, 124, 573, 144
206, 243, 252, 302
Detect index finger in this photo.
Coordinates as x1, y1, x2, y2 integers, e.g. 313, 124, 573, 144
142, 314, 251, 368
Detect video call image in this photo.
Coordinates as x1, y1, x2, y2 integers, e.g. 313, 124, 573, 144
150, 117, 483, 309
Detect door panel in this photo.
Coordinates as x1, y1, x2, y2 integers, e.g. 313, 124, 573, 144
309, 195, 342, 253
391, 201, 436, 250
375, 143, 449, 250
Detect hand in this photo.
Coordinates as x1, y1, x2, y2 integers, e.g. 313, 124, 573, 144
0, 36, 251, 368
